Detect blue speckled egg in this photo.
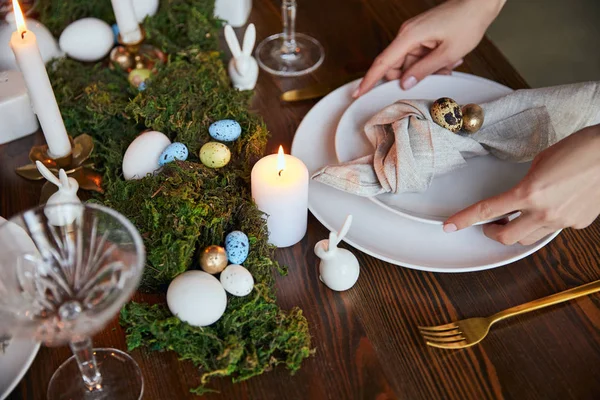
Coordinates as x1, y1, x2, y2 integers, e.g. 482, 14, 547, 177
225, 231, 249, 264
209, 120, 242, 142
158, 142, 189, 166
112, 24, 119, 45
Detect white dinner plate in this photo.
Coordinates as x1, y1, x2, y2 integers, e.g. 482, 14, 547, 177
0, 216, 40, 400
334, 74, 530, 224
291, 73, 559, 272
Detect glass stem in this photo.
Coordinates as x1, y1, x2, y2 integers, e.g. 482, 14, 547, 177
282, 0, 297, 55
69, 337, 102, 389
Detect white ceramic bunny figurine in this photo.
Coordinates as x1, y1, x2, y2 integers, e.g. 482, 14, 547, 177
314, 215, 360, 292
224, 23, 258, 91
35, 161, 81, 226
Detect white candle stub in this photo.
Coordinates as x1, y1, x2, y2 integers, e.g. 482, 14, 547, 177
251, 146, 309, 248
0, 70, 39, 144
9, 0, 71, 158
111, 0, 143, 44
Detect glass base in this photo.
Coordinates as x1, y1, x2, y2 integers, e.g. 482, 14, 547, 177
47, 348, 144, 400
256, 33, 325, 77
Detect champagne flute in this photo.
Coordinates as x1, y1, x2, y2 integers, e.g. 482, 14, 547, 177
256, 0, 324, 76
0, 203, 145, 399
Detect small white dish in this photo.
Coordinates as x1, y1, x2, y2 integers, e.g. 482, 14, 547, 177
334, 74, 529, 225
291, 73, 559, 273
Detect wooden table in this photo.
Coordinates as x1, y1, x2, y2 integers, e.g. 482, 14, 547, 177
4, 0, 600, 398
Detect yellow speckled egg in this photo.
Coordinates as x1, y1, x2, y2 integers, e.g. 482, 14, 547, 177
200, 142, 231, 168
430, 97, 463, 133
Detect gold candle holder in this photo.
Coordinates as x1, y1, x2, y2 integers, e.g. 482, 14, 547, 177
15, 134, 104, 203
109, 27, 167, 73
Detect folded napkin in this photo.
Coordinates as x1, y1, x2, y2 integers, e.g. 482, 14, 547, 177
313, 81, 600, 196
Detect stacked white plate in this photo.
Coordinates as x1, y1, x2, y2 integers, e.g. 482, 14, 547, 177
0, 216, 40, 400
291, 73, 559, 272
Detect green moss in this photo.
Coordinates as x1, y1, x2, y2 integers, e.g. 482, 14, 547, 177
39, 0, 312, 393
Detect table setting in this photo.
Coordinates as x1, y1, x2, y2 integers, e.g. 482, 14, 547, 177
0, 0, 599, 399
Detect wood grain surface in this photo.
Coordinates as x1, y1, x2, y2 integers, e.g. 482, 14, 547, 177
3, 0, 600, 399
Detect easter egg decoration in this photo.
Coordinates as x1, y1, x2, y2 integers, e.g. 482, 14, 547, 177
200, 245, 228, 275
461, 103, 485, 133
430, 97, 463, 133
167, 270, 227, 327
209, 119, 242, 142
199, 142, 231, 168
220, 264, 254, 297
225, 230, 249, 264
122, 131, 171, 180
158, 142, 189, 166
128, 68, 152, 90
59, 18, 114, 62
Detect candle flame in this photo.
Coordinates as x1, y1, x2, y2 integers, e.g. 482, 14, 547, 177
277, 145, 285, 176
12, 0, 27, 35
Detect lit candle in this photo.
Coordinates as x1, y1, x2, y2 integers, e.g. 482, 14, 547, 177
251, 146, 309, 248
9, 0, 71, 158
111, 0, 143, 44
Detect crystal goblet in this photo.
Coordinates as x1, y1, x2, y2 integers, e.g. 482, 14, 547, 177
0, 203, 145, 400
256, 0, 325, 76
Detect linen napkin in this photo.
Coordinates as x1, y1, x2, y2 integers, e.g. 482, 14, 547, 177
312, 81, 600, 196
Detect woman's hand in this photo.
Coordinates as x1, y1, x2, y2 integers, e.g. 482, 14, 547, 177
354, 0, 505, 97
443, 125, 600, 245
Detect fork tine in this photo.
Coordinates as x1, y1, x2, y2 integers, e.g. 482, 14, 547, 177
418, 328, 461, 337
426, 339, 470, 349
421, 333, 465, 343
418, 322, 458, 332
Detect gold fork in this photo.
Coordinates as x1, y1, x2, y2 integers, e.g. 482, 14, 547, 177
419, 279, 600, 349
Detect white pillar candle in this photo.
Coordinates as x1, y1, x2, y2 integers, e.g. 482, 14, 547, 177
251, 146, 309, 248
111, 0, 143, 44
9, 0, 71, 158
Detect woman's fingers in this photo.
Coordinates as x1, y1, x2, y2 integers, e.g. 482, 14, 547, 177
354, 32, 417, 97
518, 227, 556, 246
482, 213, 541, 245
400, 44, 454, 90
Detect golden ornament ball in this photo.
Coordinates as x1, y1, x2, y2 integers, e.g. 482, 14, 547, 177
461, 103, 485, 133
200, 245, 228, 274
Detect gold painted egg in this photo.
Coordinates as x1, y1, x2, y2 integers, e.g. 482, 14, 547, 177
199, 245, 228, 274
200, 142, 231, 169
430, 97, 463, 133
461, 103, 485, 133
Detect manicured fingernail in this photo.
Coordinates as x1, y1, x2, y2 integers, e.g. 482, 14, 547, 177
443, 223, 457, 233
402, 76, 417, 90
352, 88, 360, 98
452, 59, 464, 68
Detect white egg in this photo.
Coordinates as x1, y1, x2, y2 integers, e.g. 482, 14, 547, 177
167, 270, 227, 327
59, 18, 114, 62
0, 15, 63, 71
132, 0, 160, 23
220, 264, 254, 297
122, 131, 171, 180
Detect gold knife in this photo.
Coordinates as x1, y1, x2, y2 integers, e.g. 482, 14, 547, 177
281, 73, 364, 102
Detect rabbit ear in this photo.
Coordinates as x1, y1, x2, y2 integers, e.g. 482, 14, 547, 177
242, 23, 256, 56
35, 161, 61, 187
58, 169, 70, 188
224, 25, 242, 59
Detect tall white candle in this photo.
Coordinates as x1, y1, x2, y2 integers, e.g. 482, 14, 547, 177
251, 146, 309, 248
9, 0, 71, 158
111, 0, 143, 44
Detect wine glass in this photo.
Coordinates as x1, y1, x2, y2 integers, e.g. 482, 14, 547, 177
255, 0, 324, 76
0, 203, 146, 400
